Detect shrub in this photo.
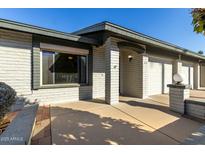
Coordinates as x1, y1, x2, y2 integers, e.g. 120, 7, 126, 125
0, 82, 16, 124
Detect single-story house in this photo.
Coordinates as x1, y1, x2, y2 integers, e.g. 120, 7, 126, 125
0, 19, 205, 105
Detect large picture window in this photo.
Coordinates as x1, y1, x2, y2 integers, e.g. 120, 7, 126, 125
42, 50, 88, 85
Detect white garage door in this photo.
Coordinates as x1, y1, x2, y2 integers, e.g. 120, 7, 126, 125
190, 67, 194, 89
148, 62, 163, 95
164, 64, 173, 93
148, 61, 173, 96
181, 65, 194, 89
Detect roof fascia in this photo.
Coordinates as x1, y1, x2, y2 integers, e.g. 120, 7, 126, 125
105, 22, 205, 60
74, 21, 205, 60
0, 19, 98, 45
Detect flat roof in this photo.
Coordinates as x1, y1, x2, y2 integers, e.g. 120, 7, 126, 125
0, 18, 98, 45
73, 21, 205, 60
1, 18, 205, 60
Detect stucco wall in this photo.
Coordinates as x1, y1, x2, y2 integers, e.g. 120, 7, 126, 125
0, 29, 92, 104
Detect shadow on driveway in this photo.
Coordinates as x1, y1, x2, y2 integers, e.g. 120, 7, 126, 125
49, 103, 180, 145
33, 97, 203, 145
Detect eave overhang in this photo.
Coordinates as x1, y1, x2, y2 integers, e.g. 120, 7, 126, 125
0, 18, 99, 45
73, 21, 205, 61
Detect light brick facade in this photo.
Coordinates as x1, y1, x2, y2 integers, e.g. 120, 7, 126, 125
194, 63, 200, 89
105, 38, 120, 104
0, 29, 92, 104
0, 24, 205, 106
120, 51, 148, 99
186, 103, 205, 120
92, 46, 105, 98
140, 54, 149, 98
169, 86, 190, 114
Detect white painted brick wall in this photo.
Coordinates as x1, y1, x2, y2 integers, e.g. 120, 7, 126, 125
0, 29, 92, 104
105, 38, 119, 104
120, 51, 148, 99
186, 103, 205, 120
120, 49, 141, 97
141, 54, 149, 98
92, 46, 105, 98
27, 86, 92, 104
169, 87, 190, 114
194, 63, 200, 89
0, 29, 32, 96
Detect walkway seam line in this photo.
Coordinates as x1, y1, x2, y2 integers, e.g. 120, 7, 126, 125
111, 105, 182, 144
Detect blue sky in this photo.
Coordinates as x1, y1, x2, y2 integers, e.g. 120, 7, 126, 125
0, 8, 204, 52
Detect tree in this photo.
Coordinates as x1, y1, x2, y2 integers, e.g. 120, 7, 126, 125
191, 8, 205, 35
198, 50, 204, 54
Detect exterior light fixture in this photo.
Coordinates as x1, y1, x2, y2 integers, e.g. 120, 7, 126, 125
173, 73, 183, 85
68, 56, 73, 60
128, 55, 133, 62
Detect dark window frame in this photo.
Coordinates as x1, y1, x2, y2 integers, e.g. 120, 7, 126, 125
40, 50, 88, 86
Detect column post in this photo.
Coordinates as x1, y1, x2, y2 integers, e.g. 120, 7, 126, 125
174, 60, 182, 74
167, 84, 190, 114
104, 38, 120, 105
140, 53, 149, 99
194, 63, 200, 89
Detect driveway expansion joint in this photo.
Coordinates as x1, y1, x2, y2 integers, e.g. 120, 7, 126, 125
111, 105, 182, 144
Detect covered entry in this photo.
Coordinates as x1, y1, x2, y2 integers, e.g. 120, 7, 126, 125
120, 49, 142, 98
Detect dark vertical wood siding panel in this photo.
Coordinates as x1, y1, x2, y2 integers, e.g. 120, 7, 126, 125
88, 49, 93, 85
200, 64, 205, 87
32, 47, 41, 89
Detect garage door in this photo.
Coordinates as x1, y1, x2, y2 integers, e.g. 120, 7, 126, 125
181, 65, 194, 89
148, 61, 173, 96
190, 67, 194, 89
148, 62, 162, 95
164, 64, 173, 93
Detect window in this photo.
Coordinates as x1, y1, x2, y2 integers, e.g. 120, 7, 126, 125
42, 50, 88, 85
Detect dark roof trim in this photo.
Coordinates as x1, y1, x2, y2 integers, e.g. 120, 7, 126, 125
73, 21, 205, 60
0, 18, 99, 45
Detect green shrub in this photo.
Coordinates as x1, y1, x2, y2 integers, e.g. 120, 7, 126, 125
0, 82, 16, 124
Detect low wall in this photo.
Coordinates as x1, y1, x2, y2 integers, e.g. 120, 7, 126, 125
168, 84, 190, 114
168, 84, 205, 120
0, 104, 38, 145
185, 99, 205, 120
27, 86, 93, 105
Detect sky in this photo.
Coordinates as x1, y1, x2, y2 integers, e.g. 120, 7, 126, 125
0, 8, 204, 52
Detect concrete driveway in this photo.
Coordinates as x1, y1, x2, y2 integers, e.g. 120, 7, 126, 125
50, 96, 203, 145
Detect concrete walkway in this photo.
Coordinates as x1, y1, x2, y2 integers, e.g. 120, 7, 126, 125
190, 90, 205, 99
50, 97, 203, 145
